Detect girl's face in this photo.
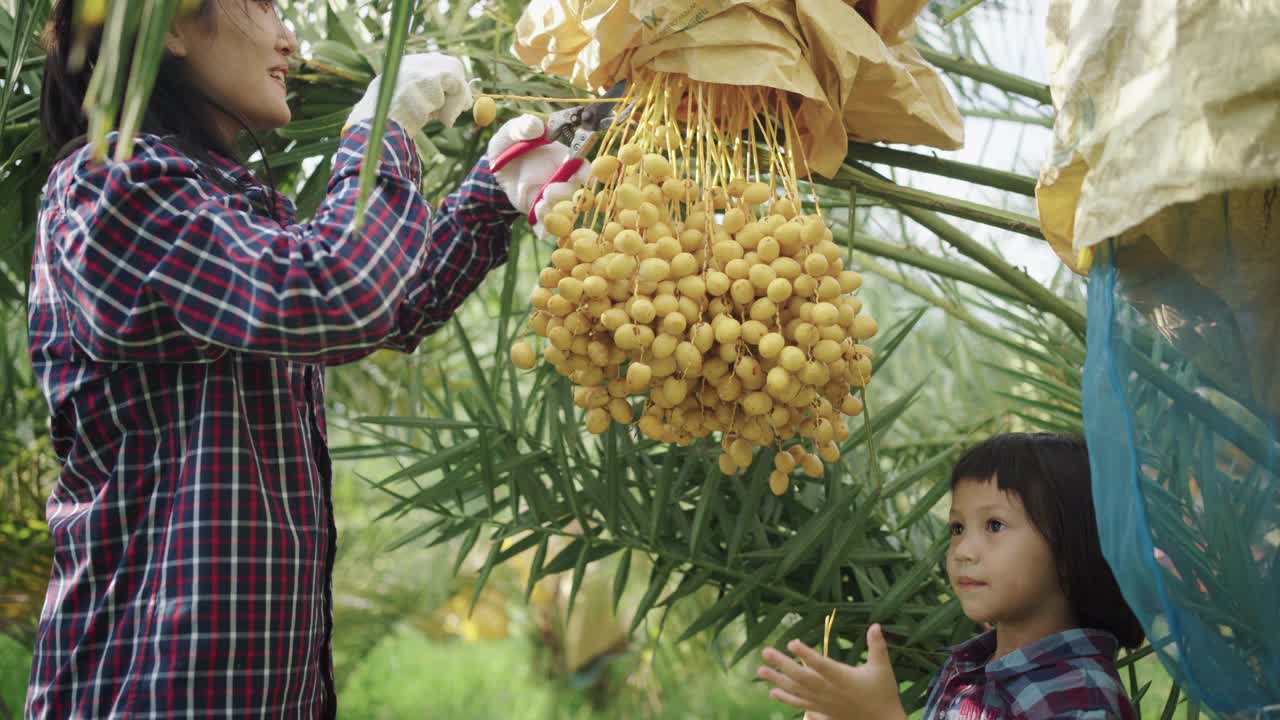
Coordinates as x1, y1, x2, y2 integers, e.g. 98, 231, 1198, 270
946, 477, 1069, 629
167, 1, 297, 140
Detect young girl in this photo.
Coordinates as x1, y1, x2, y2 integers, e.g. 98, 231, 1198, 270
758, 433, 1145, 719
27, 1, 582, 717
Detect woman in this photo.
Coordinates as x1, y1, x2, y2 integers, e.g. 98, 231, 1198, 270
26, 1, 582, 716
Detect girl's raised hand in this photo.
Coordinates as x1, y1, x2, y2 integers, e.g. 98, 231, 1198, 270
757, 624, 908, 720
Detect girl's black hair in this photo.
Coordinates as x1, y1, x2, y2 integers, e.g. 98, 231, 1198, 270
41, 0, 277, 211
951, 432, 1146, 649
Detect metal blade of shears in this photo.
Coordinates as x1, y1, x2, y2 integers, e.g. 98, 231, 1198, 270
518, 83, 634, 226
565, 81, 634, 159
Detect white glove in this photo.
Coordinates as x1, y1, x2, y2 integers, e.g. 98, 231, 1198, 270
346, 53, 473, 135
486, 115, 590, 238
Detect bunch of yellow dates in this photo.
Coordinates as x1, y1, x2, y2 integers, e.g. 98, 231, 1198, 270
508, 73, 877, 495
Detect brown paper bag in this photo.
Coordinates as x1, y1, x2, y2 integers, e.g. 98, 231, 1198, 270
514, 0, 963, 177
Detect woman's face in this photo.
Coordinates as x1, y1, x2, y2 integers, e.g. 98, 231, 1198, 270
167, 1, 297, 140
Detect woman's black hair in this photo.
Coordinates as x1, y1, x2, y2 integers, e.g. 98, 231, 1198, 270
950, 432, 1146, 649
41, 0, 278, 212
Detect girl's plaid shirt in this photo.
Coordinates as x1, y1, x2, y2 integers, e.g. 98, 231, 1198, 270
25, 120, 518, 718
921, 628, 1138, 719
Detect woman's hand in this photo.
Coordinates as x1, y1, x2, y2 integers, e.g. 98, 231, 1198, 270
757, 624, 908, 720
345, 53, 473, 134
485, 115, 590, 238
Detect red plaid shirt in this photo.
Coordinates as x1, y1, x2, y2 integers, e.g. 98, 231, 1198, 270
25, 120, 517, 718
920, 628, 1138, 719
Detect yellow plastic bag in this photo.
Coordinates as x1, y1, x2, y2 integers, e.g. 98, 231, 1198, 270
1037, 0, 1280, 260
513, 0, 963, 177
1036, 0, 1280, 414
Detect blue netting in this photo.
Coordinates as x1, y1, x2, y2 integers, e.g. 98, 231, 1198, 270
1083, 242, 1280, 718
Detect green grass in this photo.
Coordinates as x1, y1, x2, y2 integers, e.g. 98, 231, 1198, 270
1, 634, 31, 715
337, 627, 789, 720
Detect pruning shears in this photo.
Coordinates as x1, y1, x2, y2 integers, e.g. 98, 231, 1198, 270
490, 81, 633, 224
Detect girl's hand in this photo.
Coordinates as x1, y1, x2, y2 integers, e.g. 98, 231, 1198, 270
757, 624, 908, 720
